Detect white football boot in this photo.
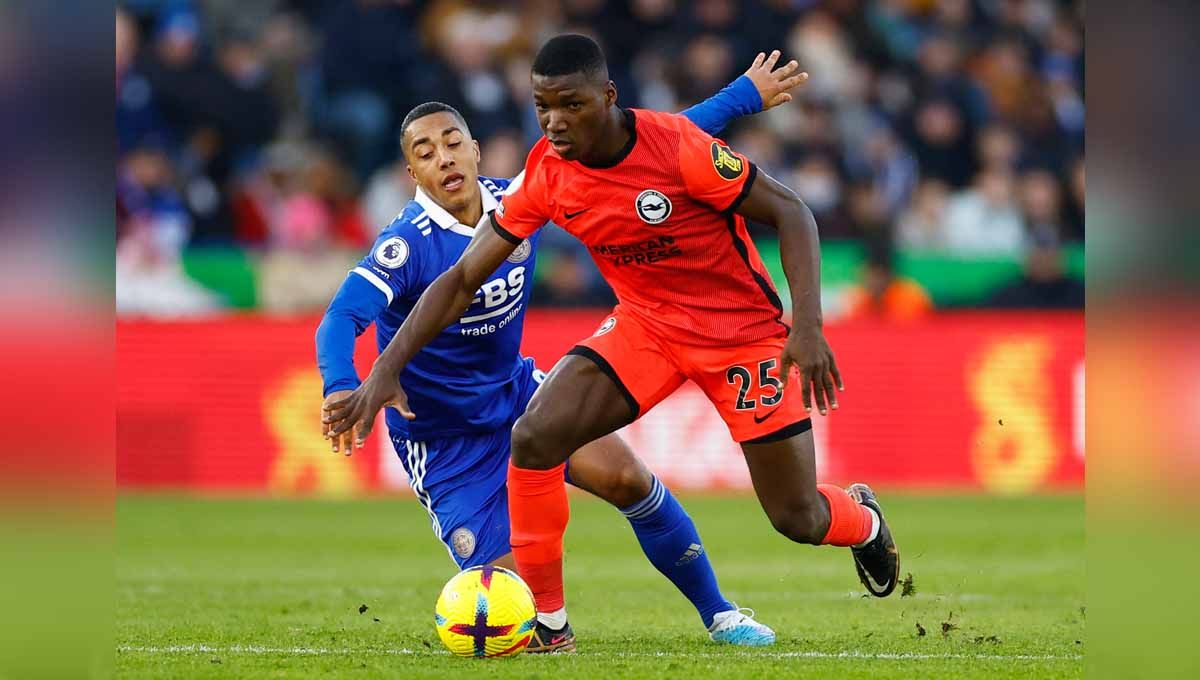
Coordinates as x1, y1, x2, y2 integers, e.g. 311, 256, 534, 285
708, 607, 776, 646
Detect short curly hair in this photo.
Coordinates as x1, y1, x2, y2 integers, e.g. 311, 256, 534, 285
532, 34, 608, 83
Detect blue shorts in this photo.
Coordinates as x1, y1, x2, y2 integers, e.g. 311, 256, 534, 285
389, 360, 553, 568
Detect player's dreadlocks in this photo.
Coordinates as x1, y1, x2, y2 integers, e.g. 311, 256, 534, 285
532, 34, 609, 84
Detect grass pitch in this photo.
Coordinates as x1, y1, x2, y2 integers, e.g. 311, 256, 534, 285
117, 493, 1083, 678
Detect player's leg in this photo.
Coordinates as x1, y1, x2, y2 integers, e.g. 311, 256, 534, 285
567, 434, 775, 644
488, 552, 517, 571
741, 430, 899, 596
506, 354, 637, 638
389, 431, 515, 570
689, 337, 900, 596
506, 311, 683, 647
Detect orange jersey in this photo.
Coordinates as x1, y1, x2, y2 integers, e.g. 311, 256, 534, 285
491, 108, 788, 346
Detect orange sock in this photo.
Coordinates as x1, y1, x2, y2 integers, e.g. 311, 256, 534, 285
507, 461, 569, 613
816, 483, 874, 547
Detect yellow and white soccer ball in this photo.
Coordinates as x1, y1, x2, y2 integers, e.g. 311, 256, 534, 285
434, 565, 537, 658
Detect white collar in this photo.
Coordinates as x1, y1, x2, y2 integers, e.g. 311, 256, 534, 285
414, 180, 498, 236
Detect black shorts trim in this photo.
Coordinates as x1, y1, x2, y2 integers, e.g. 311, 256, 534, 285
489, 211, 524, 245
565, 346, 641, 419
743, 417, 812, 445
726, 161, 758, 214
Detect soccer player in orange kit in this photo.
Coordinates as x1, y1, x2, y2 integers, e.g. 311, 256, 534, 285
325, 35, 899, 649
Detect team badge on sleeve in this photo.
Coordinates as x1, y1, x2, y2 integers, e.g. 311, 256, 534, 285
507, 239, 532, 263
635, 190, 672, 224
374, 237, 409, 268
710, 141, 745, 181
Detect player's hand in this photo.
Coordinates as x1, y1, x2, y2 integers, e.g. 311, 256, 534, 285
322, 390, 358, 456
322, 373, 415, 448
744, 50, 808, 110
779, 325, 843, 416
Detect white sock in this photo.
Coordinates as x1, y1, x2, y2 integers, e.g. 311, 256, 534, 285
853, 508, 881, 549
537, 607, 568, 629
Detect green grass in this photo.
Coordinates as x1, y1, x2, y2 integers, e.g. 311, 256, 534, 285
117, 494, 1083, 679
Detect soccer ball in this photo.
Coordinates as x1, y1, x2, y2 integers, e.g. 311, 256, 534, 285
434, 565, 537, 658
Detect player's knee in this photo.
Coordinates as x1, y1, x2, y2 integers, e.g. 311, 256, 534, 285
769, 502, 828, 545
604, 463, 654, 508
510, 413, 559, 470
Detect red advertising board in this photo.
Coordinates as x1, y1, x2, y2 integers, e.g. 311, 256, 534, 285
117, 311, 1082, 495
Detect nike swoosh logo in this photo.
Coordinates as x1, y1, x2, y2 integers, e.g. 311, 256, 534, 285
855, 554, 893, 591
549, 634, 570, 644
563, 209, 589, 219
753, 409, 780, 424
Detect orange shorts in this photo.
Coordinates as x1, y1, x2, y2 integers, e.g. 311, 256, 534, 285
569, 307, 811, 443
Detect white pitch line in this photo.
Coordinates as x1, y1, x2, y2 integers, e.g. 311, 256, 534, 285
116, 645, 1081, 662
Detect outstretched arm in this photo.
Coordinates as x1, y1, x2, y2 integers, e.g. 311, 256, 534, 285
315, 274, 388, 453
681, 50, 808, 136
323, 225, 518, 443
733, 169, 843, 417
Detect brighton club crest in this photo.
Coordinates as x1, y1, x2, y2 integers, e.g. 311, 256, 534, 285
635, 189, 672, 224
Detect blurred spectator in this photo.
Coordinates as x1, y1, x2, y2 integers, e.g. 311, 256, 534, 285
115, 0, 1085, 316
941, 168, 1026, 256
232, 142, 368, 250
362, 161, 417, 234
849, 121, 918, 216
907, 98, 974, 188
895, 179, 951, 250
116, 146, 221, 316
976, 123, 1023, 173
117, 7, 173, 154
985, 232, 1084, 308
789, 154, 852, 238
841, 239, 934, 321
421, 2, 524, 142
479, 130, 526, 180
313, 0, 423, 178
1018, 167, 1067, 245
673, 34, 738, 106
845, 179, 892, 240
788, 10, 855, 102
913, 31, 990, 125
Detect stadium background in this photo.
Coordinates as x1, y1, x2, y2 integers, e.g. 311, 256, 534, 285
116, 0, 1084, 496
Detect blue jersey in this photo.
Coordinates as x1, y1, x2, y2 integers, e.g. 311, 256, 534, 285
318, 177, 534, 441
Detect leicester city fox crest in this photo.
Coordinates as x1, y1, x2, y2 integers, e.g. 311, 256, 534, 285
450, 527, 476, 559
507, 239, 532, 263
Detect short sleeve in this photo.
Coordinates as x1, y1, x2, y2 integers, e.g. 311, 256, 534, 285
492, 145, 552, 243
677, 125, 758, 213
350, 230, 425, 306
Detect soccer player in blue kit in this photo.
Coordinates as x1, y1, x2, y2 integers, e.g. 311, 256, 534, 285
316, 52, 807, 652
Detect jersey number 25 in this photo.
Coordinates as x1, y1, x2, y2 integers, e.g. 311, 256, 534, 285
726, 359, 784, 411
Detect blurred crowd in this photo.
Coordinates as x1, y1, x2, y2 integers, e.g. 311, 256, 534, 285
116, 0, 1084, 316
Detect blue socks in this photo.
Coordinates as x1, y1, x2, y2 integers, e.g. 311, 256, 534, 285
621, 476, 734, 628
